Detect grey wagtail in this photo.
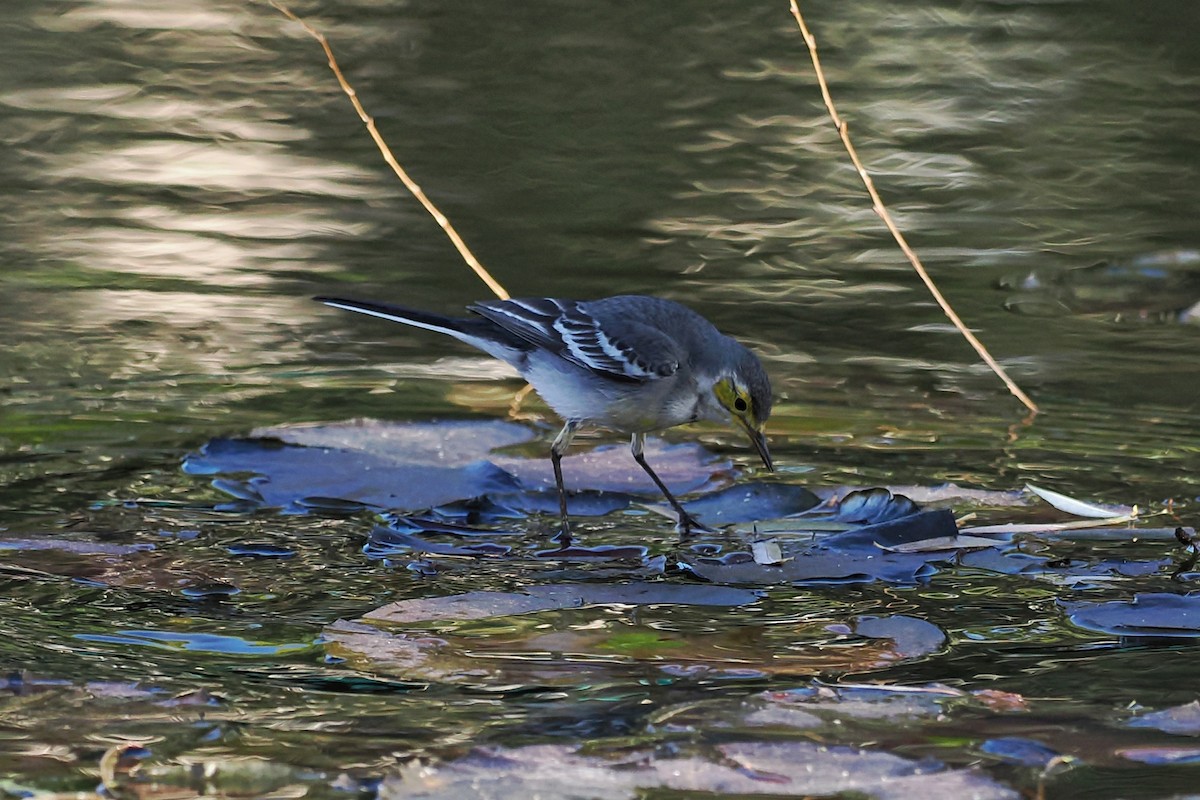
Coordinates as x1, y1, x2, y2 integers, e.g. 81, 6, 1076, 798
315, 295, 773, 540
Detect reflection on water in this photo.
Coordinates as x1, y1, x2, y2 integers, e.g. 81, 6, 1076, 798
2, 0, 1200, 796
2, 0, 410, 320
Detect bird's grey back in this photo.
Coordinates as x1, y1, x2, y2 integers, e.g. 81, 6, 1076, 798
472, 295, 723, 382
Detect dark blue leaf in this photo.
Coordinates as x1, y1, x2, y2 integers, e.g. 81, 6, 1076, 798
683, 482, 820, 524
1062, 593, 1200, 638
1127, 701, 1200, 735
980, 737, 1061, 767
853, 615, 946, 659
829, 488, 920, 524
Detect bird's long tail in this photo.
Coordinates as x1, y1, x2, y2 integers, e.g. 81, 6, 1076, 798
315, 296, 471, 337
313, 296, 526, 363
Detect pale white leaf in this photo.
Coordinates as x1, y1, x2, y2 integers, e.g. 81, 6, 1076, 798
751, 539, 785, 565
880, 535, 1000, 553
1026, 484, 1132, 518
962, 512, 1139, 534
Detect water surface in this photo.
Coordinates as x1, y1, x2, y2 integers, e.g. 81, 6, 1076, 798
2, 1, 1199, 797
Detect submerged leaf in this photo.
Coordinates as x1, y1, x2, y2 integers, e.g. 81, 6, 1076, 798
363, 582, 762, 625
375, 740, 1018, 800
853, 615, 946, 660
367, 527, 511, 558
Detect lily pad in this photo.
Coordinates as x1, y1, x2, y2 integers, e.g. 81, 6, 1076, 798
186, 419, 729, 516
186, 434, 523, 513
682, 481, 820, 524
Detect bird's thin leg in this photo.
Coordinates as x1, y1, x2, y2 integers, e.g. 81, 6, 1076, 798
550, 420, 581, 546
630, 433, 712, 535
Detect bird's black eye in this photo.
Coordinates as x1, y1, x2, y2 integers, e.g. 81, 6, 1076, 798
734, 396, 748, 412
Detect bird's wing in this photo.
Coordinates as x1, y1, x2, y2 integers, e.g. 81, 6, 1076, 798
470, 298, 681, 381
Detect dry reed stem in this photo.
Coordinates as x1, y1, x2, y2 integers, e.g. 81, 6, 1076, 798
788, 0, 1038, 414
271, 0, 510, 301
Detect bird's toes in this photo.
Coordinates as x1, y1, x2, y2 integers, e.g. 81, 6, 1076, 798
551, 526, 573, 549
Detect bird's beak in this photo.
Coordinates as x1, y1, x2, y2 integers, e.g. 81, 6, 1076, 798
745, 424, 774, 471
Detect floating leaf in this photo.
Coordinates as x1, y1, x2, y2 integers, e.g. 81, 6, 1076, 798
881, 534, 1000, 553
1117, 747, 1200, 765
979, 737, 1062, 767
188, 420, 729, 516
1026, 484, 1133, 519
75, 629, 313, 656
962, 515, 1138, 534
681, 510, 959, 586
683, 482, 820, 524
827, 487, 920, 524
1127, 701, 1200, 735
751, 539, 784, 565
1062, 593, 1200, 638
186, 435, 523, 513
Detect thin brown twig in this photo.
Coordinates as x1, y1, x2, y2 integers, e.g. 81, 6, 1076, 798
270, 0, 510, 301
787, 0, 1038, 414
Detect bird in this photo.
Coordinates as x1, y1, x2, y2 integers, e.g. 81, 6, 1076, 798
314, 294, 773, 542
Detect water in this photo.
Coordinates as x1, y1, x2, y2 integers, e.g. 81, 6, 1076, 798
2, 1, 1200, 797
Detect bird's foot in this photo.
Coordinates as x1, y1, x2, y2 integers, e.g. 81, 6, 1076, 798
550, 523, 573, 550
675, 511, 714, 537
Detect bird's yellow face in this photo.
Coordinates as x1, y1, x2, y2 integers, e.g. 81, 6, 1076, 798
714, 377, 773, 470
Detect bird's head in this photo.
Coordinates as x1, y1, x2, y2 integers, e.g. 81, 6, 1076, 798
711, 345, 774, 471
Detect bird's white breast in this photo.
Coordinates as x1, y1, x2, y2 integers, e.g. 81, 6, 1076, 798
522, 354, 702, 433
